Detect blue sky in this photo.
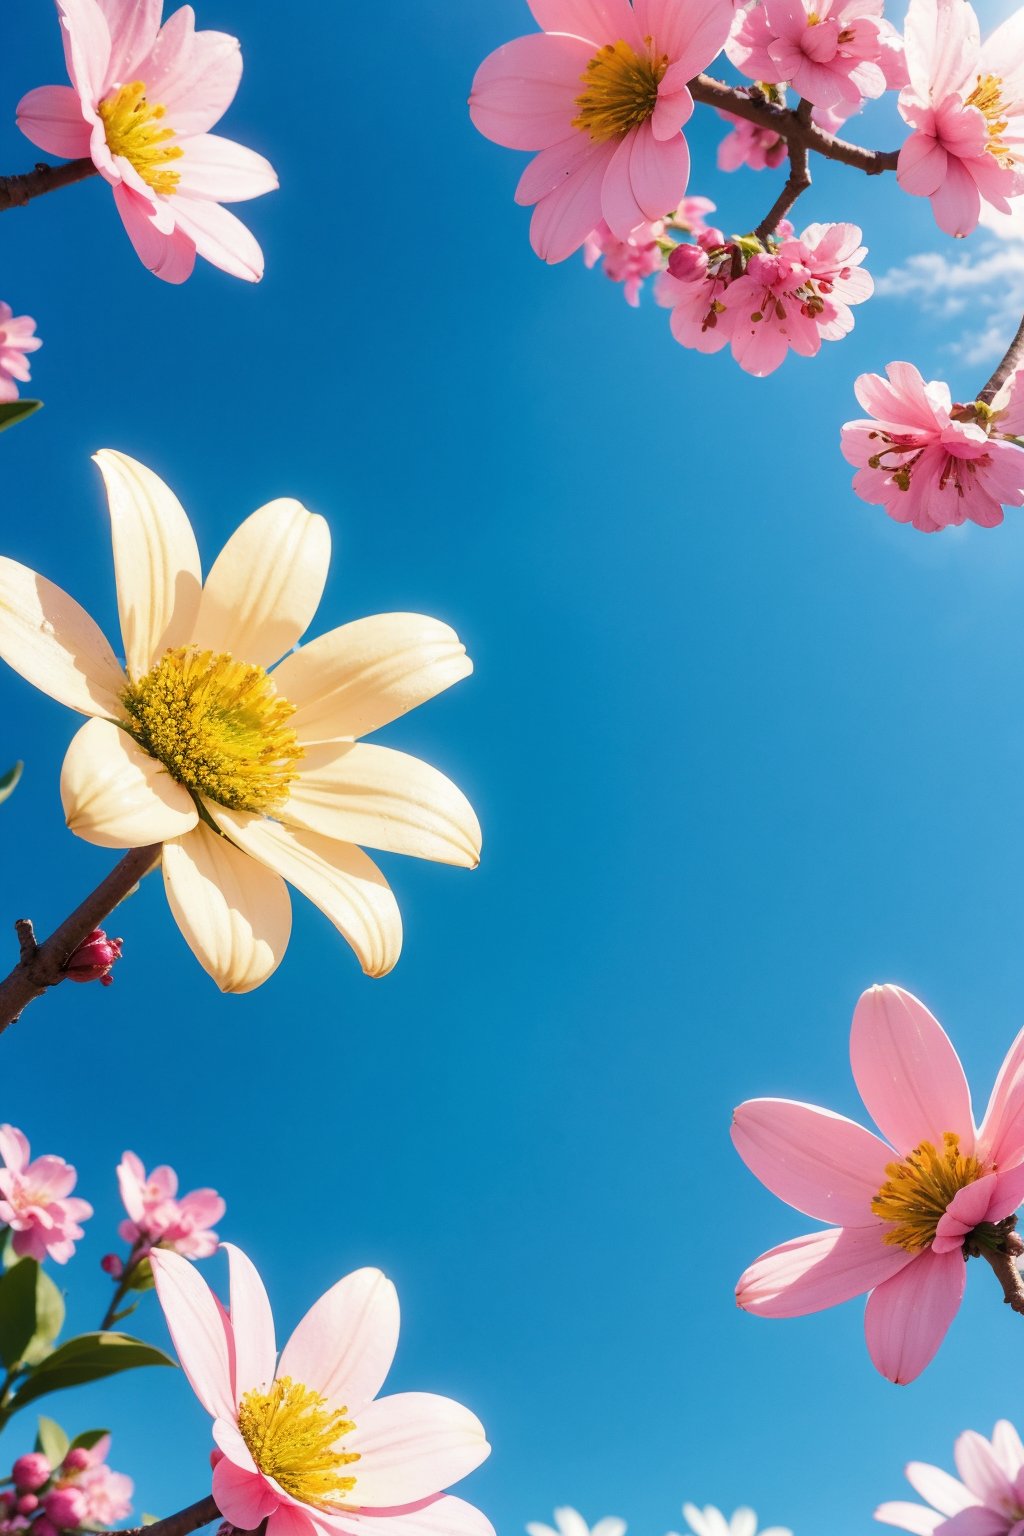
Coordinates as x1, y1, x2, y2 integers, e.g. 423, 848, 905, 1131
4, 2, 1024, 1534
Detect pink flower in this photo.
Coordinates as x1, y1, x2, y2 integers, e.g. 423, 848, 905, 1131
17, 0, 278, 283
734, 984, 1024, 1384
876, 1420, 1024, 1535
726, 0, 903, 111
656, 239, 739, 353
151, 1246, 493, 1536
0, 307, 41, 404
583, 218, 665, 304
672, 194, 717, 235
841, 361, 1024, 531
61, 928, 122, 986
469, 0, 733, 263
897, 0, 1024, 237
42, 1490, 85, 1531
716, 109, 788, 171
11, 1461, 50, 1496
0, 1126, 92, 1265
117, 1151, 224, 1259
70, 1442, 133, 1530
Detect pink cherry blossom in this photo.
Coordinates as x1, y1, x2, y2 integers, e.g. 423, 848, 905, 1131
0, 307, 41, 403
717, 109, 788, 171
876, 1420, 1024, 1536
726, 0, 904, 111
469, 0, 734, 263
583, 219, 666, 304
117, 1151, 224, 1259
841, 361, 1024, 530
151, 1246, 493, 1536
897, 0, 1024, 237
62, 928, 121, 986
0, 1125, 92, 1265
735, 984, 1024, 1383
63, 1440, 133, 1529
17, 0, 278, 283
656, 239, 739, 352
672, 194, 717, 235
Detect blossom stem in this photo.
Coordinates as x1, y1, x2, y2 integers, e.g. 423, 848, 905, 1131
0, 845, 161, 1036
977, 1232, 1024, 1313
688, 75, 899, 175
0, 158, 99, 211
110, 1496, 222, 1536
754, 102, 812, 241
979, 310, 1024, 403
99, 1241, 148, 1330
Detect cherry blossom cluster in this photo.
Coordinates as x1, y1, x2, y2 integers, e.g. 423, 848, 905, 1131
0, 1440, 132, 1536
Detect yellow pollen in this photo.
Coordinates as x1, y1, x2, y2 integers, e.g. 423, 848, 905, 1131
121, 646, 303, 814
238, 1377, 360, 1508
870, 1132, 987, 1252
967, 73, 1014, 165
97, 81, 183, 194
572, 38, 669, 143
807, 11, 821, 23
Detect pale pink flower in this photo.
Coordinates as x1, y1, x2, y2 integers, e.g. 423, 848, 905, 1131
151, 1246, 493, 1536
50, 1437, 133, 1531
117, 1150, 224, 1259
655, 239, 738, 353
672, 194, 717, 235
841, 361, 1024, 530
726, 0, 902, 111
897, 0, 1024, 237
17, 0, 278, 283
0, 307, 41, 403
583, 218, 665, 304
469, 0, 734, 263
0, 1126, 92, 1265
876, 1420, 1024, 1535
42, 1490, 86, 1530
735, 984, 1024, 1383
716, 109, 788, 171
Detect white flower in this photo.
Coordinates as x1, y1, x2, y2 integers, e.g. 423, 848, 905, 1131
527, 1509, 626, 1536
676, 1506, 793, 1536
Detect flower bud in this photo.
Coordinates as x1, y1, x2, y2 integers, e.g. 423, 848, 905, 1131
99, 1254, 123, 1279
667, 243, 707, 282
42, 1487, 86, 1528
59, 1453, 89, 1476
12, 1457, 50, 1493
61, 930, 123, 987
16, 1499, 38, 1516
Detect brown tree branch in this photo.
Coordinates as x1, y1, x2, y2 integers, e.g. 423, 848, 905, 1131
0, 844, 160, 1036
0, 159, 98, 211
688, 75, 900, 176
979, 310, 1024, 403
977, 1232, 1024, 1313
110, 1495, 221, 1536
754, 101, 812, 241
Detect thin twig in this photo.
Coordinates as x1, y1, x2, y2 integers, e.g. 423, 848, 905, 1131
979, 310, 1024, 403
688, 75, 900, 176
0, 159, 98, 211
977, 1233, 1024, 1313
754, 102, 812, 241
110, 1495, 221, 1536
0, 845, 161, 1036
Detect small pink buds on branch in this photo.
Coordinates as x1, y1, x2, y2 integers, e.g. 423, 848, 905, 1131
60, 930, 122, 988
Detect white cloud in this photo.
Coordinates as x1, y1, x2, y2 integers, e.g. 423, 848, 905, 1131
875, 237, 1024, 363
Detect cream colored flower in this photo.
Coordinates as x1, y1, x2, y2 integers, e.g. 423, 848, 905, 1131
0, 450, 479, 993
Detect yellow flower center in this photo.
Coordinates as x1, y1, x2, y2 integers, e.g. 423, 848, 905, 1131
967, 73, 1014, 165
97, 81, 183, 194
572, 39, 669, 143
238, 1377, 360, 1507
121, 646, 303, 814
871, 1132, 987, 1252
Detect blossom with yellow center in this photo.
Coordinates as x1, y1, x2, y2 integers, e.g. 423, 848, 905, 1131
871, 1133, 988, 1251
572, 40, 670, 144
0, 450, 480, 994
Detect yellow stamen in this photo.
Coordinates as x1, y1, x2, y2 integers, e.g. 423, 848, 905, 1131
967, 73, 1014, 166
238, 1377, 360, 1507
97, 81, 183, 194
572, 39, 669, 143
121, 646, 303, 814
871, 1132, 987, 1252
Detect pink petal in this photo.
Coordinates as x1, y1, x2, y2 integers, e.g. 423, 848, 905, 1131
212, 1456, 280, 1530
932, 1174, 998, 1253
992, 1420, 1024, 1478
982, 1161, 1024, 1225
864, 1248, 965, 1383
149, 1248, 236, 1421
224, 1244, 276, 1398
731, 1099, 893, 1225
133, 10, 242, 137
93, 0, 161, 79
0, 1125, 29, 1174
113, 182, 197, 283
529, 141, 614, 261
320, 1496, 494, 1536
897, 132, 948, 196
978, 1026, 1024, 1167
850, 985, 975, 1158
16, 85, 91, 159
267, 1506, 320, 1536
930, 155, 982, 237
527, 0, 644, 48
56, 0, 113, 107
736, 1225, 912, 1317
469, 33, 595, 152
278, 1268, 399, 1414
874, 1502, 944, 1534
937, 1513, 1020, 1536
636, 0, 734, 75
601, 125, 689, 239
905, 1461, 977, 1516
345, 1394, 489, 1507
955, 1430, 1018, 1508
174, 134, 278, 202
169, 196, 264, 282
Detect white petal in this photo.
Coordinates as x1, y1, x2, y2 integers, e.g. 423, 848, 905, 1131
271, 614, 473, 744
0, 558, 125, 717
208, 809, 401, 978
284, 743, 481, 868
163, 821, 291, 993
94, 449, 202, 678
190, 500, 330, 668
61, 718, 198, 848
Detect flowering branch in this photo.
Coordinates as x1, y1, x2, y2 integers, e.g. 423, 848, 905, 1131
687, 75, 900, 175
110, 1496, 221, 1536
754, 101, 812, 241
0, 845, 160, 1035
0, 159, 98, 211
979, 311, 1024, 404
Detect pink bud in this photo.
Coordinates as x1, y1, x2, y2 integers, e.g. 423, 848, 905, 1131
42, 1488, 86, 1529
61, 930, 123, 987
99, 1254, 123, 1279
667, 243, 707, 282
16, 1499, 38, 1516
209, 1450, 224, 1471
12, 1458, 50, 1494
697, 225, 725, 250
58, 1454, 89, 1477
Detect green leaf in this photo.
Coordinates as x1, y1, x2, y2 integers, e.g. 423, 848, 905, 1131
8, 1333, 174, 1411
0, 401, 42, 434
0, 1260, 65, 1370
0, 762, 22, 805
35, 1416, 68, 1466
69, 1429, 109, 1453
126, 1257, 154, 1293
